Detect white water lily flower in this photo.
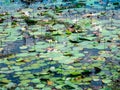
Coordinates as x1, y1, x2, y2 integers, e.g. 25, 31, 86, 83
46, 39, 53, 43
0, 48, 3, 52
72, 19, 79, 23
50, 66, 55, 71
21, 26, 27, 31
23, 11, 30, 17
66, 78, 71, 80
93, 25, 102, 31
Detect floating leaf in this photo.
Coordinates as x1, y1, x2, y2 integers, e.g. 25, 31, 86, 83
36, 84, 45, 88
31, 79, 40, 83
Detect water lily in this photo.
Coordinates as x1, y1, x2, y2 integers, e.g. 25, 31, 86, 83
23, 11, 30, 17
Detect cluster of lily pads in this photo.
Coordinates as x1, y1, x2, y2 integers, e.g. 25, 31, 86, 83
0, 0, 120, 90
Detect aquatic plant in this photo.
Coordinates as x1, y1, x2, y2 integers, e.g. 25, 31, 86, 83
0, 0, 120, 90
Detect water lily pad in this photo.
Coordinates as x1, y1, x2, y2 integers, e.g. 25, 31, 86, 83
102, 79, 112, 84
1, 78, 11, 83
36, 84, 45, 88
54, 56, 75, 64
5, 82, 16, 89
31, 78, 40, 83
42, 87, 51, 90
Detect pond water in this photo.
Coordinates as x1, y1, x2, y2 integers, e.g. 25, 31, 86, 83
0, 0, 120, 90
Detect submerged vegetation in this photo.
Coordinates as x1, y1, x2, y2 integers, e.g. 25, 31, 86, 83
0, 0, 120, 90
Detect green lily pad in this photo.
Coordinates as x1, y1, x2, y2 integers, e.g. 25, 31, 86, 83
31, 79, 40, 83
102, 79, 112, 84
36, 84, 45, 88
